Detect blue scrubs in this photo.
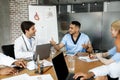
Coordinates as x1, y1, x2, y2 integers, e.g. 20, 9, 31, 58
61, 32, 90, 54
108, 47, 120, 62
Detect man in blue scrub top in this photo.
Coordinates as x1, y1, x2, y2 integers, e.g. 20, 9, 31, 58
50, 21, 93, 55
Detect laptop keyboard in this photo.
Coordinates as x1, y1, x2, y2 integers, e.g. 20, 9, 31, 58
66, 73, 74, 80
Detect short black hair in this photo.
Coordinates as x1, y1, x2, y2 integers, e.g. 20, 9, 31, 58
71, 21, 81, 28
21, 21, 35, 34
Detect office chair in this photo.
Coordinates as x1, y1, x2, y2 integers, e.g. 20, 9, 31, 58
107, 75, 118, 80
1, 44, 15, 59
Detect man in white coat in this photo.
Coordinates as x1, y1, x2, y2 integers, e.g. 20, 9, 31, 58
0, 53, 26, 75
14, 21, 36, 59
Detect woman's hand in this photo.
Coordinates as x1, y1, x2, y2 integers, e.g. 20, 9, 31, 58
89, 54, 97, 59
73, 72, 94, 80
0, 67, 17, 76
96, 53, 103, 59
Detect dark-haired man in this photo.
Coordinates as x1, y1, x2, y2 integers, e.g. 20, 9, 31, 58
50, 21, 93, 55
14, 21, 36, 59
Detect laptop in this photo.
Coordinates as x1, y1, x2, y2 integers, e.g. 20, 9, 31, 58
35, 43, 51, 60
52, 52, 80, 80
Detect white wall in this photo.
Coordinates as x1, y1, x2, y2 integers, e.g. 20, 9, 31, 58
0, 0, 10, 51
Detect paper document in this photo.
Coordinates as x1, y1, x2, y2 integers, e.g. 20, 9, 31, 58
26, 60, 53, 70
2, 74, 53, 80
2, 74, 32, 80
42, 60, 53, 67
78, 56, 99, 62
31, 74, 54, 80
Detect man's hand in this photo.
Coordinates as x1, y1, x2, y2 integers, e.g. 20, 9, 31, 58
13, 60, 27, 68
87, 47, 93, 53
82, 41, 93, 53
73, 72, 94, 80
50, 38, 56, 46
82, 44, 88, 50
0, 67, 17, 76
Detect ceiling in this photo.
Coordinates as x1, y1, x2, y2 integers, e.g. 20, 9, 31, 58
47, 0, 120, 4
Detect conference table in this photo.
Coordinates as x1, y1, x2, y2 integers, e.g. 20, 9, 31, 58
0, 53, 103, 80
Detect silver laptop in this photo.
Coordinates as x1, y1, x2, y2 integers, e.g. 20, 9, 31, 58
35, 43, 51, 60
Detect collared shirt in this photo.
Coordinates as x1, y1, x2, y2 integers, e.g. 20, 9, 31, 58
108, 47, 120, 62
61, 32, 90, 54
14, 34, 36, 59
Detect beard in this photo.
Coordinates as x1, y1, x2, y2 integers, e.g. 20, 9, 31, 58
69, 31, 74, 34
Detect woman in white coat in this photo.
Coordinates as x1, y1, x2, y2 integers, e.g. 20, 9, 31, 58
0, 53, 26, 75
73, 20, 120, 80
14, 21, 36, 59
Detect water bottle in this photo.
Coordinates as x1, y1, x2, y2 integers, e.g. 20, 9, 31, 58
40, 62, 44, 74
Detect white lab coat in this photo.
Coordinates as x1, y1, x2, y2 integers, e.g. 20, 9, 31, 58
14, 34, 36, 59
89, 62, 120, 80
0, 53, 16, 66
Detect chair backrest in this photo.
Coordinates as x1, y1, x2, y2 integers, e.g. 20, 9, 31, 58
107, 75, 118, 80
1, 44, 15, 59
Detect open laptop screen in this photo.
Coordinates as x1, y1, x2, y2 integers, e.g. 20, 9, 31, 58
35, 43, 51, 60
52, 52, 69, 80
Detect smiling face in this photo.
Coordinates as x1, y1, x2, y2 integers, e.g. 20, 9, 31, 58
111, 27, 118, 38
68, 24, 80, 35
111, 20, 120, 38
25, 25, 36, 38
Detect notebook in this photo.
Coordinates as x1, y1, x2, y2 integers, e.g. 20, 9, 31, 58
52, 52, 80, 80
35, 43, 51, 60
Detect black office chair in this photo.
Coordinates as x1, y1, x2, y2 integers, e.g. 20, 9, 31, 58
107, 75, 118, 80
1, 44, 15, 59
